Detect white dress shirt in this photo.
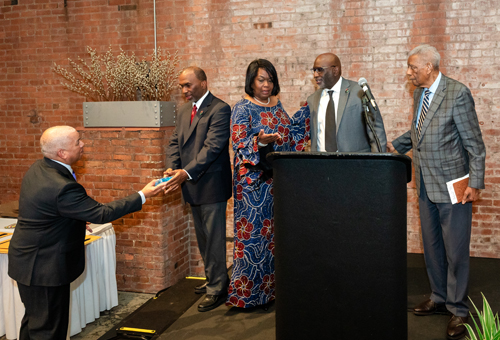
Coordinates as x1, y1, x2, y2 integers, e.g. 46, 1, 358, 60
317, 77, 343, 152
194, 90, 210, 110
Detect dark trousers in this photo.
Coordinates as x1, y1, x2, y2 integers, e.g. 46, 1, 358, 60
191, 201, 229, 295
17, 282, 70, 340
419, 175, 472, 317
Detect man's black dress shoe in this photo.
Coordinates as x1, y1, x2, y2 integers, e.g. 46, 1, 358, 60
198, 293, 227, 312
194, 281, 207, 294
413, 299, 447, 316
447, 315, 468, 340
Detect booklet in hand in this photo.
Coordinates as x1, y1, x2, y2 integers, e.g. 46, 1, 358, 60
446, 174, 469, 204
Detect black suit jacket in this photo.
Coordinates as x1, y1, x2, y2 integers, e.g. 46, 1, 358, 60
165, 92, 232, 205
8, 158, 142, 286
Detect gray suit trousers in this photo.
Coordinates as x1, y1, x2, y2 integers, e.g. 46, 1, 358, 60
419, 173, 472, 317
191, 201, 229, 295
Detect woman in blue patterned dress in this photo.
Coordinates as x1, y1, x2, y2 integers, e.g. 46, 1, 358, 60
226, 59, 310, 308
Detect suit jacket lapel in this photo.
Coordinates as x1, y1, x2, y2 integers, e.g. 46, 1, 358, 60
183, 92, 214, 146
309, 89, 322, 151
337, 79, 350, 132
418, 76, 447, 142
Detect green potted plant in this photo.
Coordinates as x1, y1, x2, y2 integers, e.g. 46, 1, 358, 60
465, 294, 500, 340
52, 46, 180, 128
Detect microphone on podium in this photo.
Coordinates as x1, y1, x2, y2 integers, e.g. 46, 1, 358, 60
358, 78, 378, 111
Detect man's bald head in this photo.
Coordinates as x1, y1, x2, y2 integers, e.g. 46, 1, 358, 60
40, 126, 83, 165
312, 53, 342, 89
315, 53, 341, 68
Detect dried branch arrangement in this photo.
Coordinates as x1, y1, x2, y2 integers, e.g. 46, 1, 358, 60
52, 46, 180, 101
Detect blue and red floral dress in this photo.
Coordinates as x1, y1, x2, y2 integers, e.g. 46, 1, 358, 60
226, 99, 310, 308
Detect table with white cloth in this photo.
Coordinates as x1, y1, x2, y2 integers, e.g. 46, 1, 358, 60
0, 218, 119, 339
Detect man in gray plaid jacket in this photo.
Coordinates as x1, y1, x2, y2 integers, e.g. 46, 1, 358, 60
388, 45, 486, 340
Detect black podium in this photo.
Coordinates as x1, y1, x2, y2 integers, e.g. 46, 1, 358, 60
268, 152, 412, 340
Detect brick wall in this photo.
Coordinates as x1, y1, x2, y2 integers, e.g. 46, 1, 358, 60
74, 128, 193, 292
1, 0, 499, 292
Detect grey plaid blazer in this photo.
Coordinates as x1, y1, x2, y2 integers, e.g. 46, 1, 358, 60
393, 74, 486, 203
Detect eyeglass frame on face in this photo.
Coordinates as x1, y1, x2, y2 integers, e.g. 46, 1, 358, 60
407, 62, 431, 73
310, 65, 337, 74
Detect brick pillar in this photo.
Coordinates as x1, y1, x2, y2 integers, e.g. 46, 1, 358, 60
76, 127, 192, 293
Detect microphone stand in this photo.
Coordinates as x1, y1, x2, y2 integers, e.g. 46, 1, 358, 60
362, 94, 382, 152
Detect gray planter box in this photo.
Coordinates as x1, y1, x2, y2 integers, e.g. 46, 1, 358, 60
83, 101, 177, 127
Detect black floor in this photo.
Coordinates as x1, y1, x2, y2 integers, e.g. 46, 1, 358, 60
408, 253, 500, 340
100, 254, 500, 340
98, 279, 203, 340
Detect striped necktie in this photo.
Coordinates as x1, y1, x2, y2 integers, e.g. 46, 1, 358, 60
417, 89, 431, 139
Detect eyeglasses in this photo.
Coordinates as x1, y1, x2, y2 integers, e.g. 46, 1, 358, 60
407, 63, 431, 72
310, 66, 336, 74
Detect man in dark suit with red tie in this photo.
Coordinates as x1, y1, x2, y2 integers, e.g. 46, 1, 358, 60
164, 66, 232, 312
8, 125, 167, 339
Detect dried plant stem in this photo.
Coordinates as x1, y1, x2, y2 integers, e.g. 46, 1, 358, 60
52, 46, 180, 102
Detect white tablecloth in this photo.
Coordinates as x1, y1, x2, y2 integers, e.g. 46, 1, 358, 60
0, 219, 118, 339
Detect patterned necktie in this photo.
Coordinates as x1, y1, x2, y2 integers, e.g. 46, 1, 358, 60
190, 104, 197, 125
325, 90, 338, 152
417, 90, 431, 139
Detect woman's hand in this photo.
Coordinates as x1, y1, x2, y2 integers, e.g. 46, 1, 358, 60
257, 129, 281, 145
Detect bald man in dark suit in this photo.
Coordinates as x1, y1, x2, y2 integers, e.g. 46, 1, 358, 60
9, 126, 166, 339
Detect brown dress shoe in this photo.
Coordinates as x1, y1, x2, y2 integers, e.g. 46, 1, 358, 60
413, 299, 446, 316
447, 315, 468, 340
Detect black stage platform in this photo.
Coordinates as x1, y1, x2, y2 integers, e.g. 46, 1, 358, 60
408, 254, 500, 340
103, 254, 500, 340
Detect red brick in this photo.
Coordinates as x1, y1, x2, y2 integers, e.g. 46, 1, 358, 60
2, 0, 499, 293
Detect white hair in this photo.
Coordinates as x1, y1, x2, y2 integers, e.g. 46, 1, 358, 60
40, 126, 77, 158
408, 44, 441, 69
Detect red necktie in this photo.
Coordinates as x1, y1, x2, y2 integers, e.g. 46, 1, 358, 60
190, 104, 197, 125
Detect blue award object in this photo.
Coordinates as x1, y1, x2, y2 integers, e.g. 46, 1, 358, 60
155, 176, 173, 186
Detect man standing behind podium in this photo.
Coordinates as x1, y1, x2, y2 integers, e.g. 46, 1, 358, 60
164, 67, 232, 312
307, 53, 387, 152
8, 125, 167, 340
388, 45, 486, 340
